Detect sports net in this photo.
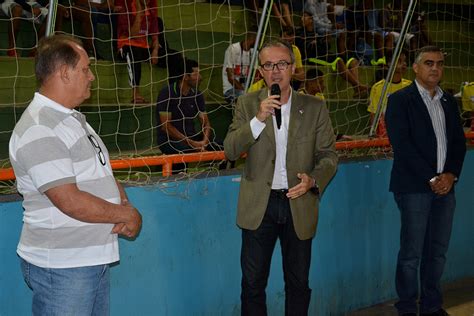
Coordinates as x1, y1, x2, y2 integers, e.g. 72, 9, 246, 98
0, 0, 473, 193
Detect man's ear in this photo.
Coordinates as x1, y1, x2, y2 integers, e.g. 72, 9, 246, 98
59, 64, 70, 83
413, 63, 418, 75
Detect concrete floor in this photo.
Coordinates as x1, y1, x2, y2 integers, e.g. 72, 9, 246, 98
348, 277, 474, 316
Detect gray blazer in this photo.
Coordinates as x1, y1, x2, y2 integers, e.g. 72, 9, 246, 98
224, 88, 338, 240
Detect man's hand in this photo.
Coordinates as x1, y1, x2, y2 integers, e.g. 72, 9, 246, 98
112, 200, 142, 238
429, 173, 456, 195
256, 95, 281, 122
287, 173, 315, 199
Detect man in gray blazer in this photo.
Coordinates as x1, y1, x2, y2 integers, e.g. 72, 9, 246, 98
224, 39, 338, 315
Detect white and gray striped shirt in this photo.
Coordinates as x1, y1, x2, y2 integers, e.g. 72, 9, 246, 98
9, 93, 120, 269
415, 80, 447, 173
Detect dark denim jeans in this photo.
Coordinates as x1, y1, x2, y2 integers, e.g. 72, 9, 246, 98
394, 192, 456, 314
241, 190, 312, 316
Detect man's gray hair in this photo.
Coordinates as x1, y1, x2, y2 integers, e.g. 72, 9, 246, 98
414, 45, 444, 64
35, 35, 83, 86
259, 39, 295, 65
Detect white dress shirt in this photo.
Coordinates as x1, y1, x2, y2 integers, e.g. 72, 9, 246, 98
415, 80, 447, 173
250, 91, 293, 190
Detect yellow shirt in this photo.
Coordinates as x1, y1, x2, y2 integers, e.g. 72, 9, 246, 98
297, 88, 325, 100
248, 79, 266, 93
461, 82, 474, 111
247, 45, 303, 93
292, 44, 303, 69
368, 78, 412, 114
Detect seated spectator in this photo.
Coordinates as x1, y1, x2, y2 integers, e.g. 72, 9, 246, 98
344, 0, 387, 65
460, 82, 474, 134
248, 26, 304, 92
156, 58, 222, 173
295, 11, 369, 98
409, 5, 432, 51
242, 0, 259, 26
2, 0, 26, 57
222, 31, 256, 103
298, 67, 352, 140
298, 68, 325, 100
305, 0, 347, 59
272, 0, 293, 28
281, 26, 305, 86
1, 0, 65, 56
367, 51, 411, 137
244, 0, 293, 27
116, 0, 159, 103
66, 0, 116, 59
381, 0, 416, 54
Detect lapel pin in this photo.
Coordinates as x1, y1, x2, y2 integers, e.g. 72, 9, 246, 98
299, 109, 304, 115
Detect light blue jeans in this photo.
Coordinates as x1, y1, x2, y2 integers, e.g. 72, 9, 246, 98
224, 88, 244, 104
20, 257, 110, 316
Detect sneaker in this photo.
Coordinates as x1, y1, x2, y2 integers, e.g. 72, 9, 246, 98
371, 56, 387, 66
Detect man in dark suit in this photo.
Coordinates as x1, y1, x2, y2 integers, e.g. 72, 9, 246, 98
224, 39, 338, 315
385, 46, 466, 316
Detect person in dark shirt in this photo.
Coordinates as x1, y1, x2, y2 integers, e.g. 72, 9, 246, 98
295, 11, 368, 98
156, 58, 222, 172
344, 0, 386, 64
2, 0, 66, 56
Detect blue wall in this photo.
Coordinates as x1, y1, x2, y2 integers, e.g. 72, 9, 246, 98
1, 151, 473, 315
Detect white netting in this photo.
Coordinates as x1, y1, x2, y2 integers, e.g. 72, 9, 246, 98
0, 0, 472, 192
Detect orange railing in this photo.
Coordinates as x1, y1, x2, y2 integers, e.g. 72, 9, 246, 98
1, 132, 472, 181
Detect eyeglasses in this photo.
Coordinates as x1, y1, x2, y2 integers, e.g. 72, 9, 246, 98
261, 60, 292, 71
88, 134, 106, 166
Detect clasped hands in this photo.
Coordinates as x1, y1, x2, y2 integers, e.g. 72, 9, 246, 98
112, 200, 142, 238
429, 173, 456, 196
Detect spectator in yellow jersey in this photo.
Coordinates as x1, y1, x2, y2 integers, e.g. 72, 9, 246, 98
248, 27, 304, 93
368, 51, 411, 137
460, 82, 474, 138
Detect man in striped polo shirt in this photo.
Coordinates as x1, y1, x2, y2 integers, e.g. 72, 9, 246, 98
386, 46, 466, 316
9, 35, 142, 315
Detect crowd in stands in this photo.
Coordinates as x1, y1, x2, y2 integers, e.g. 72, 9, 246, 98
1, 0, 472, 156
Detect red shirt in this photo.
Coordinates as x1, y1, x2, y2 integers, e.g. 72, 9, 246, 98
116, 0, 159, 49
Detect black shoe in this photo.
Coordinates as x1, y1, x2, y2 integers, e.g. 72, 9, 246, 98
422, 309, 449, 316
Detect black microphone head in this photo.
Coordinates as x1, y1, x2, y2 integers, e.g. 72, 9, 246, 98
271, 84, 282, 129
270, 83, 281, 98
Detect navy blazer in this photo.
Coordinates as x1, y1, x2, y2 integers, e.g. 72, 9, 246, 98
385, 82, 466, 193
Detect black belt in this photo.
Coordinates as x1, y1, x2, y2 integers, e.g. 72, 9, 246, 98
271, 189, 289, 199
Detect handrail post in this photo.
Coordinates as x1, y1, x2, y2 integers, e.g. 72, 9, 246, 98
162, 161, 172, 177
369, 0, 418, 137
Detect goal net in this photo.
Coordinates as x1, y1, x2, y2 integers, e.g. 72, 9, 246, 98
0, 0, 472, 192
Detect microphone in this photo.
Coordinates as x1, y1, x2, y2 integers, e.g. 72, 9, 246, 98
271, 83, 281, 129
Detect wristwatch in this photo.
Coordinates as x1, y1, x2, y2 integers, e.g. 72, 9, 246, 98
310, 178, 320, 195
